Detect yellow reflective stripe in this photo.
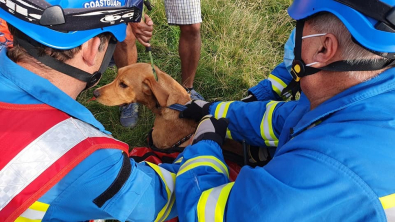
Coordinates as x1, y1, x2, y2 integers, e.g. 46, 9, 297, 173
177, 156, 229, 178
164, 191, 176, 221
214, 102, 234, 139
260, 101, 280, 147
268, 74, 287, 88
197, 183, 235, 222
267, 102, 278, 142
174, 157, 183, 164
214, 183, 234, 222
15, 217, 41, 222
179, 162, 224, 177
197, 188, 213, 222
214, 102, 233, 119
145, 162, 176, 222
268, 74, 287, 96
16, 201, 49, 221
29, 201, 49, 212
380, 193, 395, 209
225, 129, 232, 139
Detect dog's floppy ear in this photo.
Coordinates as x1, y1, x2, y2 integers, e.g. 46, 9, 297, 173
142, 76, 169, 107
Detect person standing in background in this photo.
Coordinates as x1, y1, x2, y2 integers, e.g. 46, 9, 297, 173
119, 0, 204, 128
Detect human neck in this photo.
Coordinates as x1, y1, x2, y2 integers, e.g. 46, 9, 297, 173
301, 70, 381, 110
18, 61, 86, 99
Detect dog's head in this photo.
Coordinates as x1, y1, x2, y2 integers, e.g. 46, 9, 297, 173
93, 63, 169, 110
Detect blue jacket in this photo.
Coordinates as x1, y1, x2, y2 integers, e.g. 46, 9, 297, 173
0, 49, 178, 221
175, 67, 395, 221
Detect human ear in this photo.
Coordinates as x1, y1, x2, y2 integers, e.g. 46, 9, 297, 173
314, 33, 338, 66
81, 37, 102, 66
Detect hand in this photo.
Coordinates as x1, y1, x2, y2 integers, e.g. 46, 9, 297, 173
241, 92, 257, 102
193, 115, 229, 146
179, 100, 212, 122
130, 14, 153, 47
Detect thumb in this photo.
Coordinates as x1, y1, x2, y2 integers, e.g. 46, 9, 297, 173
144, 14, 154, 26
214, 117, 229, 135
218, 117, 229, 126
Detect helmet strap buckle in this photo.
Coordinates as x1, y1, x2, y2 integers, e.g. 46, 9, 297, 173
291, 60, 304, 82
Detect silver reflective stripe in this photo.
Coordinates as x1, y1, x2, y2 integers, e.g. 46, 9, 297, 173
385, 207, 395, 222
19, 207, 46, 220
214, 102, 232, 119
157, 165, 175, 194
204, 184, 226, 222
145, 162, 176, 222
214, 102, 233, 139
214, 102, 227, 119
157, 193, 175, 222
260, 101, 279, 147
0, 118, 110, 210
157, 180, 175, 222
18, 201, 50, 221
178, 157, 228, 177
268, 75, 286, 95
380, 193, 395, 221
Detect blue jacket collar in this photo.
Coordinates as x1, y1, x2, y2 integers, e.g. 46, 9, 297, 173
292, 68, 395, 136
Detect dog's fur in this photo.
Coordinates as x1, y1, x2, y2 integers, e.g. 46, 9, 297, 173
93, 63, 197, 149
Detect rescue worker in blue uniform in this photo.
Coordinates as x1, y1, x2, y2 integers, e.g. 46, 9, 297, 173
0, 0, 178, 221
177, 0, 395, 221
240, 29, 295, 164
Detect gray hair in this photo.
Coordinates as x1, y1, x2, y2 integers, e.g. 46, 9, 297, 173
307, 12, 388, 81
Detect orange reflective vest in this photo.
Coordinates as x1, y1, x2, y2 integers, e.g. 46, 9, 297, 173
0, 102, 128, 222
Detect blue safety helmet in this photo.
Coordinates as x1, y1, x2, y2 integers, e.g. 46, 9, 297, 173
281, 0, 395, 99
0, 0, 143, 49
0, 0, 143, 89
288, 0, 395, 56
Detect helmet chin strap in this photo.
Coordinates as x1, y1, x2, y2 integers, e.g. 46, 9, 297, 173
15, 36, 117, 90
282, 19, 395, 100
290, 20, 321, 82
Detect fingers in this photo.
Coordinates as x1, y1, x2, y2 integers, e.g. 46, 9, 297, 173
241, 93, 257, 102
179, 100, 212, 123
192, 115, 229, 146
194, 100, 208, 107
184, 100, 207, 107
200, 114, 212, 122
136, 36, 151, 47
179, 102, 203, 121
185, 100, 193, 105
129, 14, 154, 47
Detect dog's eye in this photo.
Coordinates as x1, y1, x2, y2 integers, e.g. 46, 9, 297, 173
119, 82, 128, 88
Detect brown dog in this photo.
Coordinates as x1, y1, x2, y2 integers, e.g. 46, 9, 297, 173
93, 63, 197, 149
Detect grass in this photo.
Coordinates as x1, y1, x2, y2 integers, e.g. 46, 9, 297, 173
77, 0, 294, 147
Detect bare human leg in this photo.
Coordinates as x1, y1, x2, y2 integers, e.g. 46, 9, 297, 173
113, 23, 138, 69
179, 23, 201, 89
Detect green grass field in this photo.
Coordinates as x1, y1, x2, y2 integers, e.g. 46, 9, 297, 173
77, 0, 293, 147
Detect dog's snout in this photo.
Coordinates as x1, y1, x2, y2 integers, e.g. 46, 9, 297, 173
93, 90, 100, 98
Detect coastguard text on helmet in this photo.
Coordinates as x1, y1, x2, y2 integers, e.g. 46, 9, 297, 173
84, 0, 121, 8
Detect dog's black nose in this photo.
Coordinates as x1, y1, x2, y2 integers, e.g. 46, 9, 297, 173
93, 90, 100, 98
